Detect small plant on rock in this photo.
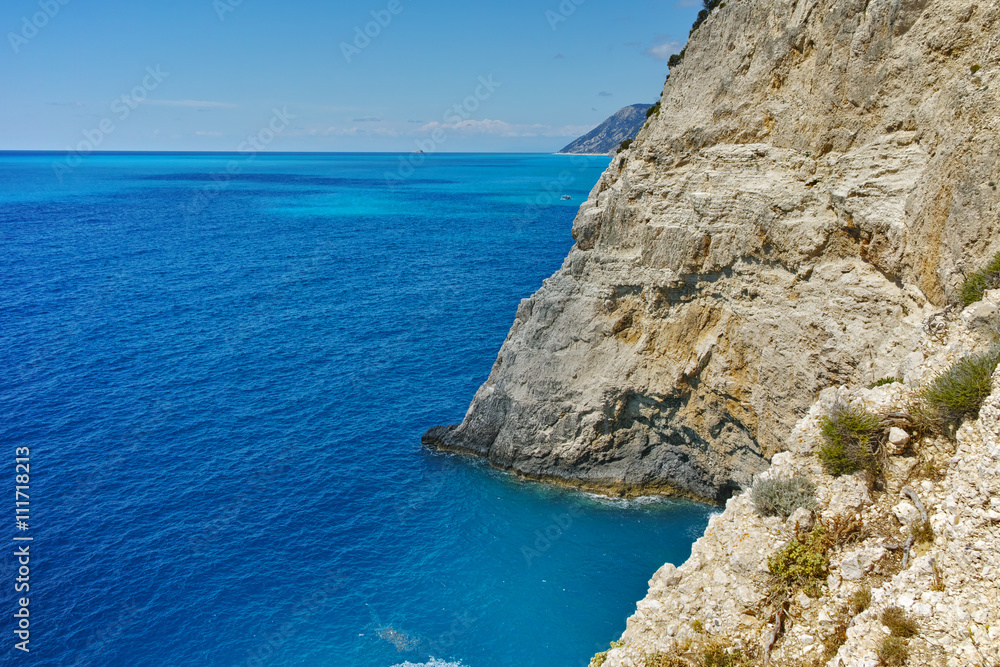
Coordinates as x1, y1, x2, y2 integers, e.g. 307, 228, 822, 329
869, 376, 899, 389
922, 346, 1000, 419
823, 623, 848, 661
617, 139, 634, 154
591, 640, 626, 666
818, 402, 885, 476
878, 635, 909, 667
910, 518, 934, 544
768, 524, 829, 592
882, 606, 919, 638
848, 585, 872, 616
877, 606, 918, 667
642, 650, 688, 667
959, 251, 1000, 306
751, 476, 817, 518
700, 641, 751, 667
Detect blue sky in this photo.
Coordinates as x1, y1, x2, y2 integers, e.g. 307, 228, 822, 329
1, 0, 700, 152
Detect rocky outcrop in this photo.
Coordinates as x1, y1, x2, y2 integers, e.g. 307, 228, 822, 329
596, 292, 1000, 667
424, 0, 1000, 501
558, 104, 654, 155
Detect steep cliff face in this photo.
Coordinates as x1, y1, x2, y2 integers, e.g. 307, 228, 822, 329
597, 293, 1000, 667
424, 0, 1000, 501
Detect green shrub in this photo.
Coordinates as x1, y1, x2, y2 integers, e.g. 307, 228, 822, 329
818, 403, 884, 476
768, 524, 829, 588
877, 636, 909, 666
971, 64, 982, 74
617, 139, 633, 154
922, 347, 1000, 418
592, 640, 626, 666
668, 49, 686, 68
642, 651, 688, 667
848, 585, 872, 616
700, 643, 749, 667
690, 0, 723, 35
751, 476, 817, 518
959, 251, 1000, 306
646, 103, 661, 118
882, 606, 919, 638
869, 376, 899, 389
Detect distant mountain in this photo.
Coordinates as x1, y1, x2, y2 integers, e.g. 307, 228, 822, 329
558, 104, 654, 155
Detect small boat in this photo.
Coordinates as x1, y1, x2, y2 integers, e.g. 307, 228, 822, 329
561, 195, 572, 200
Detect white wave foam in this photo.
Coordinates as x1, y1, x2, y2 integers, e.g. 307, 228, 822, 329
390, 659, 466, 667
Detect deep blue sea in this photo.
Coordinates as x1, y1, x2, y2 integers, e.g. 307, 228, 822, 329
0, 152, 713, 667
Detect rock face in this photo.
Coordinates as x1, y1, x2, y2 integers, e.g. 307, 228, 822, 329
424, 0, 1000, 501
558, 104, 654, 155
597, 292, 1000, 667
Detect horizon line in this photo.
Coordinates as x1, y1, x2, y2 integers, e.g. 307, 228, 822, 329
0, 150, 608, 156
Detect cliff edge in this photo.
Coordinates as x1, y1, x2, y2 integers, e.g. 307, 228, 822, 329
424, 0, 1000, 501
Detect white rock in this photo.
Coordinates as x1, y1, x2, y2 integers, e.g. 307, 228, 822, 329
887, 427, 910, 453
839, 546, 885, 581
893, 501, 920, 526
787, 507, 814, 533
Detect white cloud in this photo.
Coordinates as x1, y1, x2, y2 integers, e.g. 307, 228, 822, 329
144, 99, 237, 109
321, 126, 399, 137
419, 119, 591, 138
644, 40, 683, 60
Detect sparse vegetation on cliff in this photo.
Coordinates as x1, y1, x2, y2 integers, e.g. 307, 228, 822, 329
959, 251, 1000, 306
818, 403, 885, 476
877, 607, 919, 666
690, 0, 723, 36
848, 585, 872, 616
877, 636, 909, 666
591, 640, 625, 666
922, 346, 1000, 419
768, 524, 829, 594
750, 476, 817, 518
869, 376, 899, 389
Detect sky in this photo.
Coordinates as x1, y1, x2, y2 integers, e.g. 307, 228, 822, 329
1, 0, 702, 152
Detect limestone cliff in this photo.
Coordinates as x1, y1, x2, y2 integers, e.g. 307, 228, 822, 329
424, 0, 1000, 501
596, 292, 1000, 667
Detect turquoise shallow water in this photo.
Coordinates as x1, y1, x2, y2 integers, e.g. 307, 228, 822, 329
0, 152, 714, 667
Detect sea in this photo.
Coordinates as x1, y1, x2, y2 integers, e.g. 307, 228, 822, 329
0, 152, 714, 667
